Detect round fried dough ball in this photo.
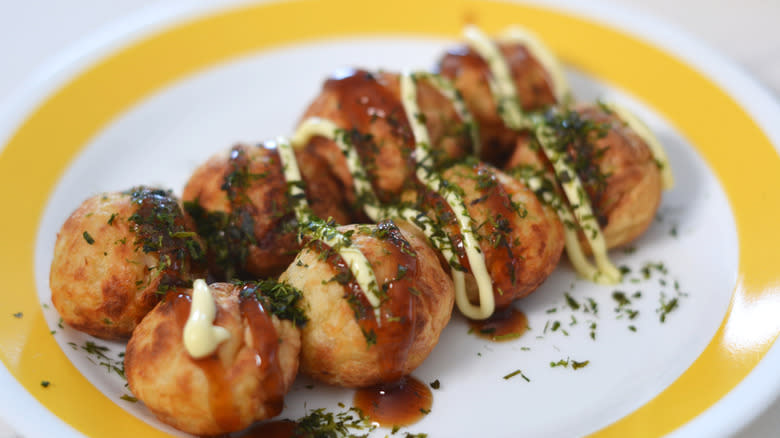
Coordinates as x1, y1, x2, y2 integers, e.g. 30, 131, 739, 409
125, 282, 302, 436
50, 187, 205, 340
182, 142, 352, 280
299, 68, 473, 204
437, 38, 562, 165
505, 103, 662, 249
280, 220, 454, 387
434, 161, 564, 309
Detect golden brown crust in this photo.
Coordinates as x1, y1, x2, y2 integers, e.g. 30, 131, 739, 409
125, 283, 300, 436
581, 105, 662, 248
50, 191, 198, 340
280, 222, 454, 387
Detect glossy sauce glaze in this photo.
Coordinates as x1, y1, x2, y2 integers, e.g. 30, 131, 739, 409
290, 71, 497, 319
467, 162, 523, 310
323, 68, 414, 202
126, 186, 205, 289
469, 307, 528, 342
353, 375, 433, 427
313, 221, 420, 381
238, 286, 286, 417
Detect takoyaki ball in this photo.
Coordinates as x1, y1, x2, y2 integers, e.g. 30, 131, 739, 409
125, 282, 302, 436
437, 40, 560, 165
435, 162, 564, 309
505, 103, 662, 249
182, 143, 352, 280
50, 187, 205, 340
299, 68, 473, 203
279, 220, 455, 387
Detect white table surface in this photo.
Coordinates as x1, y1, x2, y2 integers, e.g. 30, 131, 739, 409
1, 1, 778, 437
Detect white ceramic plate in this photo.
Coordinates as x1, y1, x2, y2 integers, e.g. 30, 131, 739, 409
2, 1, 780, 437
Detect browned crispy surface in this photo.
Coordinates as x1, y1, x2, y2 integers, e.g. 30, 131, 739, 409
51, 193, 161, 339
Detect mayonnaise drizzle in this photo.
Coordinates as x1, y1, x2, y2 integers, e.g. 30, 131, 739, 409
292, 74, 493, 319
497, 26, 570, 102
464, 25, 622, 284
183, 279, 231, 359
464, 25, 528, 131
273, 136, 383, 321
291, 118, 383, 222
410, 72, 482, 158
401, 71, 496, 320
605, 102, 674, 189
291, 118, 456, 260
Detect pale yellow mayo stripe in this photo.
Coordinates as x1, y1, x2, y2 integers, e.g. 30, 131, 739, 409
401, 71, 496, 320
522, 174, 603, 281
497, 26, 570, 102
534, 124, 622, 283
412, 72, 482, 158
291, 117, 383, 221
464, 25, 621, 284
291, 117, 461, 273
183, 279, 231, 359
274, 136, 383, 320
606, 102, 675, 189
464, 25, 527, 130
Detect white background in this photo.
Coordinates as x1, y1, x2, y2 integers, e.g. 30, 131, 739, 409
0, 1, 778, 437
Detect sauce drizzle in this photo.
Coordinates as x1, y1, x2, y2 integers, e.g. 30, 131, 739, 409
171, 292, 242, 431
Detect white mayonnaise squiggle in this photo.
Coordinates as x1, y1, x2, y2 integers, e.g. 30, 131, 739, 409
464, 25, 622, 284
183, 279, 231, 359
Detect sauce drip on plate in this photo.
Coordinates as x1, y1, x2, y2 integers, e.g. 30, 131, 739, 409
469, 307, 528, 342
353, 375, 433, 427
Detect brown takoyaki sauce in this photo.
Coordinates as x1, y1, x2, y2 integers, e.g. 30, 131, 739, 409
469, 306, 528, 342
353, 375, 433, 427
125, 186, 205, 292
323, 69, 415, 201
419, 187, 470, 273
183, 144, 298, 280
468, 162, 523, 309
169, 286, 286, 430
324, 68, 413, 148
314, 220, 420, 381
